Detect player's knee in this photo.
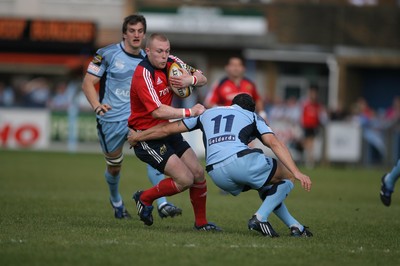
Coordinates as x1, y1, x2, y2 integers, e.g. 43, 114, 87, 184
275, 163, 295, 183
175, 176, 194, 190
192, 167, 205, 183
286, 175, 296, 184
105, 154, 124, 174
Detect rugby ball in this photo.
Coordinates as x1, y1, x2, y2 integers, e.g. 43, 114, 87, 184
168, 62, 194, 98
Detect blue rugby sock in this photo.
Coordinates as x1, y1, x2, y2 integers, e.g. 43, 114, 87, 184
255, 180, 294, 222
274, 203, 304, 232
105, 170, 122, 204
385, 159, 400, 190
147, 164, 168, 209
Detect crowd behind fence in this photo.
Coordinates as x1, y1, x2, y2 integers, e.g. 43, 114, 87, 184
1, 76, 399, 166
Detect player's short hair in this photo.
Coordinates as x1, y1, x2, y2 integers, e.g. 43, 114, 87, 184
232, 93, 255, 112
122, 14, 147, 34
146, 33, 169, 48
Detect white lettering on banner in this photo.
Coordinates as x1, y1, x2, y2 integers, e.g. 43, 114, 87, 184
0, 108, 50, 149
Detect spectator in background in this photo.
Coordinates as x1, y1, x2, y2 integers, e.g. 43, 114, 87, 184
285, 96, 302, 124
48, 81, 71, 111
352, 97, 386, 164
353, 97, 374, 122
268, 96, 303, 159
301, 85, 327, 168
329, 102, 349, 121
0, 81, 15, 107
204, 56, 267, 121
21, 77, 51, 108
385, 96, 400, 124
268, 96, 286, 123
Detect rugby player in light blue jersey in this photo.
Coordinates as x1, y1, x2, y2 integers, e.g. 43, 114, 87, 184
380, 158, 400, 206
128, 93, 313, 237
82, 14, 181, 219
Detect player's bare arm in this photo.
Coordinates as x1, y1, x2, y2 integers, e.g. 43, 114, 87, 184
193, 71, 207, 86
82, 73, 112, 115
261, 133, 312, 192
127, 120, 188, 147
152, 103, 205, 120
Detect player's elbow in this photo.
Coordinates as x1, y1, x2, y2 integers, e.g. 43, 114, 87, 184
202, 76, 207, 85
151, 108, 164, 119
270, 136, 287, 152
262, 134, 278, 148
151, 112, 162, 119
152, 105, 172, 120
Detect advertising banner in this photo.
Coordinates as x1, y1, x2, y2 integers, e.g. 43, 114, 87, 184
0, 108, 50, 149
326, 121, 362, 162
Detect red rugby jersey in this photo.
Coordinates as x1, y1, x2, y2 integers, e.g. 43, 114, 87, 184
206, 77, 261, 107
128, 55, 192, 130
301, 101, 322, 129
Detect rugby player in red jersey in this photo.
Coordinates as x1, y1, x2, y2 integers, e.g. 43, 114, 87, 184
128, 33, 221, 231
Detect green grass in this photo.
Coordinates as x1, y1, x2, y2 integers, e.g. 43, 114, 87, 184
1, 149, 399, 266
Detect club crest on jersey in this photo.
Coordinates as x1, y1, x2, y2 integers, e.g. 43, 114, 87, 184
160, 144, 167, 155
92, 54, 102, 65
115, 60, 125, 70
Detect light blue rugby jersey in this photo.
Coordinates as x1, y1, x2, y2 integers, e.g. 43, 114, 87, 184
183, 105, 274, 166
87, 41, 146, 122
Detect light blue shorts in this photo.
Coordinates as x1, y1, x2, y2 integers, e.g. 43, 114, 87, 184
97, 119, 128, 154
207, 150, 276, 196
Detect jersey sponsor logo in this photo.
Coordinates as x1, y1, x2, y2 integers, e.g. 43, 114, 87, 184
208, 134, 235, 146
88, 62, 100, 74
159, 87, 169, 97
156, 77, 163, 85
115, 88, 130, 97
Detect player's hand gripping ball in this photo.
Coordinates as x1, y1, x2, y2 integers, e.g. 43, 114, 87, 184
168, 62, 194, 98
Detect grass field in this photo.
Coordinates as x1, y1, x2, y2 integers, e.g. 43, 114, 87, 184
1, 149, 399, 266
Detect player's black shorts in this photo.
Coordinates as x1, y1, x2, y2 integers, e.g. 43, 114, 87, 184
133, 133, 191, 173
